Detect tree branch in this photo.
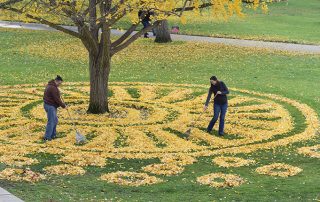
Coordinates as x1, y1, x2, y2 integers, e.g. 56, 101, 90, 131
89, 0, 98, 34
97, 1, 136, 27
97, 0, 111, 60
111, 23, 139, 48
174, 2, 213, 12
4, 6, 82, 38
77, 23, 99, 55
111, 21, 160, 56
0, 0, 22, 8
179, 0, 189, 15
82, 0, 103, 16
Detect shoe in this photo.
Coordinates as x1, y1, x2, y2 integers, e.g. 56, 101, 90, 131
207, 130, 212, 134
43, 137, 52, 141
218, 133, 224, 136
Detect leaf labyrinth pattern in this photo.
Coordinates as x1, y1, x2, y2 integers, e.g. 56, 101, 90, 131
0, 82, 318, 185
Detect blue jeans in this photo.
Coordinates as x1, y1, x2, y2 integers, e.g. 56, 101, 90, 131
44, 103, 58, 140
207, 103, 228, 134
142, 21, 155, 37
142, 21, 150, 37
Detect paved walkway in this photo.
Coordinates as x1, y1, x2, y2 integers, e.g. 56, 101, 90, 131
1, 20, 320, 54
0, 187, 23, 202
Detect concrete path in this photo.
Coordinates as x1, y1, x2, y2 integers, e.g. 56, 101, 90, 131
0, 187, 23, 202
1, 20, 320, 54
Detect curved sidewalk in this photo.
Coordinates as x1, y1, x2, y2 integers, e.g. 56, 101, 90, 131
0, 20, 320, 54
0, 187, 23, 202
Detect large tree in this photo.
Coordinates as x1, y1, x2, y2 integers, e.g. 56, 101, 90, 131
155, 19, 172, 43
0, 0, 267, 114
154, 0, 269, 43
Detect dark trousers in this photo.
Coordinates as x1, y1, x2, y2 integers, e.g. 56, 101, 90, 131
207, 103, 228, 134
142, 21, 155, 37
142, 21, 150, 37
44, 103, 58, 140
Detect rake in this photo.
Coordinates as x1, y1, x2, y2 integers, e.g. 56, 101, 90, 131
184, 93, 218, 138
61, 97, 86, 144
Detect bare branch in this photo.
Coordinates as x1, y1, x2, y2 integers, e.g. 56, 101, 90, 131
83, 0, 112, 16
89, 0, 98, 37
4, 6, 82, 38
174, 2, 213, 12
0, 0, 23, 8
179, 0, 190, 15
96, 0, 135, 26
111, 21, 160, 56
76, 23, 99, 55
111, 23, 139, 48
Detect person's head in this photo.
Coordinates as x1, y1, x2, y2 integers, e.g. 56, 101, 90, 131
54, 75, 63, 86
210, 76, 219, 85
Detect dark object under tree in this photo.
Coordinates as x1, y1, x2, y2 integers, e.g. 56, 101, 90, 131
155, 20, 172, 43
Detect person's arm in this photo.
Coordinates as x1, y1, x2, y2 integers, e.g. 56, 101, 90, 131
205, 88, 213, 106
220, 82, 229, 95
51, 87, 66, 108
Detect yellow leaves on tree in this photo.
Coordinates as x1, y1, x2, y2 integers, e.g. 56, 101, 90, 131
1, 0, 269, 26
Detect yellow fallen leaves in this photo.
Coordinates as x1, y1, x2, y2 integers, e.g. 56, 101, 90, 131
0, 82, 319, 185
0, 168, 46, 183
160, 154, 197, 166
255, 163, 302, 177
212, 156, 255, 168
0, 81, 303, 158
297, 145, 320, 158
100, 171, 163, 186
60, 152, 107, 167
142, 163, 184, 176
14, 30, 305, 70
141, 154, 197, 176
0, 155, 39, 167
197, 173, 246, 188
44, 164, 86, 176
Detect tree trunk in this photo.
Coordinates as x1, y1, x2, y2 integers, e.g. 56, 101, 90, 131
155, 20, 172, 43
87, 51, 111, 114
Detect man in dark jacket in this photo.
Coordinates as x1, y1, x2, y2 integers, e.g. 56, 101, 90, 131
43, 75, 66, 141
138, 10, 155, 38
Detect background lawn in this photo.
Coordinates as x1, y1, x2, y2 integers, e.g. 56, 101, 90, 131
164, 0, 320, 44
1, 0, 320, 45
0, 28, 319, 201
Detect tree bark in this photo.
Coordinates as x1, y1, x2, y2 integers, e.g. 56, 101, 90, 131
86, 16, 112, 114
154, 20, 172, 43
87, 50, 111, 114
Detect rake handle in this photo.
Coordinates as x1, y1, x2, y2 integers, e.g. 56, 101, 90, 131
189, 93, 219, 127
60, 96, 78, 132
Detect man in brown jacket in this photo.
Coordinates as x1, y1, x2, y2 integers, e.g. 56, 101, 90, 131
43, 75, 66, 141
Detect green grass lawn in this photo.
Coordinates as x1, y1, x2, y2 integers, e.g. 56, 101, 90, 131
114, 0, 320, 45
1, 0, 319, 45
182, 0, 320, 44
0, 28, 319, 201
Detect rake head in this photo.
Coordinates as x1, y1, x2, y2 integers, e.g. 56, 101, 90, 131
76, 131, 86, 144
184, 128, 192, 137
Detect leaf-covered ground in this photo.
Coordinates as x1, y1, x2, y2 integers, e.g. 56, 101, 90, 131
0, 28, 319, 201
